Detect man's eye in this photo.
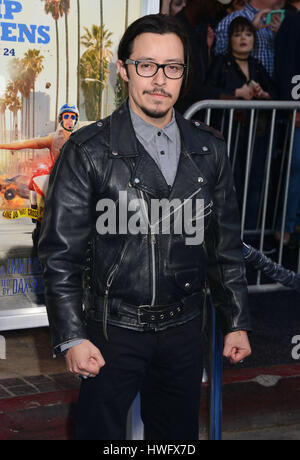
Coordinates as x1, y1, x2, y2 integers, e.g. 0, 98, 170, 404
167, 65, 182, 74
140, 63, 153, 69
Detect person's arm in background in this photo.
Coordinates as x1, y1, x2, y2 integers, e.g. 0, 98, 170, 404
214, 16, 230, 56
252, 9, 271, 30
0, 135, 53, 150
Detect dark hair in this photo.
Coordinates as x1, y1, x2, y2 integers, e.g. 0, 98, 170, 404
117, 14, 192, 93
228, 16, 257, 53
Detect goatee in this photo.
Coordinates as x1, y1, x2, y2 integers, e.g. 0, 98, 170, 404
140, 105, 170, 119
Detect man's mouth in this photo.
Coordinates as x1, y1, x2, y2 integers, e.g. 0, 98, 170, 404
144, 90, 171, 98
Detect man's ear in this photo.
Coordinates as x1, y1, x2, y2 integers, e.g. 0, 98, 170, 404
117, 60, 129, 83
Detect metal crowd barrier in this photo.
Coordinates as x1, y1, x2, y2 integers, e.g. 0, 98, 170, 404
185, 100, 300, 285
184, 99, 300, 440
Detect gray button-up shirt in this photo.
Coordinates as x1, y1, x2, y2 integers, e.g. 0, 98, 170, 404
130, 106, 181, 187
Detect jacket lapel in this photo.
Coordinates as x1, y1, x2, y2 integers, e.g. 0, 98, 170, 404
109, 100, 170, 198
109, 100, 211, 200
168, 114, 210, 201
132, 141, 171, 198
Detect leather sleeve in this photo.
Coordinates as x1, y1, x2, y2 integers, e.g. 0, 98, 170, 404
38, 139, 98, 354
205, 138, 252, 335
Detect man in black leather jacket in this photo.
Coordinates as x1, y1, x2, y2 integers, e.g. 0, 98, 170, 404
38, 14, 251, 440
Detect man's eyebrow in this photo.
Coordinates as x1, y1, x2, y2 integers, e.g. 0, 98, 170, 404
134, 57, 185, 63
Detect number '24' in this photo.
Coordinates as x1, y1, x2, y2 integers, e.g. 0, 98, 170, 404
3, 48, 15, 56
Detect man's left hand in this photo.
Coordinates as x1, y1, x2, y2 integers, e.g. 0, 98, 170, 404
223, 330, 251, 364
270, 14, 282, 35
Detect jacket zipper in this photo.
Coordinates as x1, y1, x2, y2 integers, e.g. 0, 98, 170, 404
138, 186, 207, 306
102, 242, 129, 340
138, 190, 157, 306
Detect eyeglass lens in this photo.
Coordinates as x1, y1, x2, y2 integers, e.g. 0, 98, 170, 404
137, 62, 184, 78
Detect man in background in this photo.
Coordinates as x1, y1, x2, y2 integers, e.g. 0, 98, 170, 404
214, 0, 283, 76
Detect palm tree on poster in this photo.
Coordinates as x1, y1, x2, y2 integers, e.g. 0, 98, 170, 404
42, 0, 62, 129
80, 24, 113, 120
77, 0, 81, 110
60, 0, 70, 104
115, 0, 129, 108
42, 0, 71, 103
18, 71, 32, 139
4, 82, 21, 142
0, 98, 7, 143
23, 50, 45, 138
7, 58, 31, 139
8, 58, 24, 137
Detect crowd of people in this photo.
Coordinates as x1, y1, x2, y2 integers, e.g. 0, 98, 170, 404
160, 0, 300, 247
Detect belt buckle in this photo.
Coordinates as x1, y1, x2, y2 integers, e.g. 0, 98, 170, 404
137, 304, 151, 326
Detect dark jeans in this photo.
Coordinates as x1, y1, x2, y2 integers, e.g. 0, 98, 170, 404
76, 316, 203, 440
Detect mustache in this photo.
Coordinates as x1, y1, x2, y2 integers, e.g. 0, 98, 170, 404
143, 89, 172, 97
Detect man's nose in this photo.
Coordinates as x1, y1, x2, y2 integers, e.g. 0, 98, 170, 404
152, 67, 167, 85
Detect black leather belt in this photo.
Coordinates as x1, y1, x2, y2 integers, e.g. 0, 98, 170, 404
136, 303, 184, 325
89, 291, 204, 332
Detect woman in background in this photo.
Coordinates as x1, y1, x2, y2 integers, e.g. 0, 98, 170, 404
205, 16, 277, 231
206, 16, 276, 101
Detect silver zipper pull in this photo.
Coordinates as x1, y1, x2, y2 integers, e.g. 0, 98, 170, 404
103, 295, 109, 342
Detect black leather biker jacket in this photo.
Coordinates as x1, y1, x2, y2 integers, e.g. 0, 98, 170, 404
38, 100, 251, 354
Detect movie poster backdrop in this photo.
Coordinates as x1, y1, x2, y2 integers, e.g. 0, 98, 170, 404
0, 0, 146, 324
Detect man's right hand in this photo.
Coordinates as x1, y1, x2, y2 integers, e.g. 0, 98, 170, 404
252, 9, 271, 30
65, 339, 105, 378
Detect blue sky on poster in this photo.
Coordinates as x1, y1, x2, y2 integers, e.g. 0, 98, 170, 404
0, 0, 142, 122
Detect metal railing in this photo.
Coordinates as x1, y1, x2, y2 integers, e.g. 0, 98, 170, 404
184, 99, 300, 440
185, 100, 300, 286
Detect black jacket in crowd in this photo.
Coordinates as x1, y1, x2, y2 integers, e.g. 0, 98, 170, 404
274, 11, 300, 101
205, 53, 278, 100
38, 100, 251, 355
175, 10, 221, 114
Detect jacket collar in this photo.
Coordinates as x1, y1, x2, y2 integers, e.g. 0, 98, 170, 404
109, 98, 210, 158
109, 99, 210, 199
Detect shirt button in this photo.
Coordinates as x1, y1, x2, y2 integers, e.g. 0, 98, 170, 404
160, 150, 165, 155
157, 132, 161, 136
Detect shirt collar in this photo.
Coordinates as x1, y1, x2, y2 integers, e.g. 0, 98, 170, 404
129, 104, 177, 142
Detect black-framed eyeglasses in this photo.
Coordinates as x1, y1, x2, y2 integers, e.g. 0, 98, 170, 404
125, 59, 187, 79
